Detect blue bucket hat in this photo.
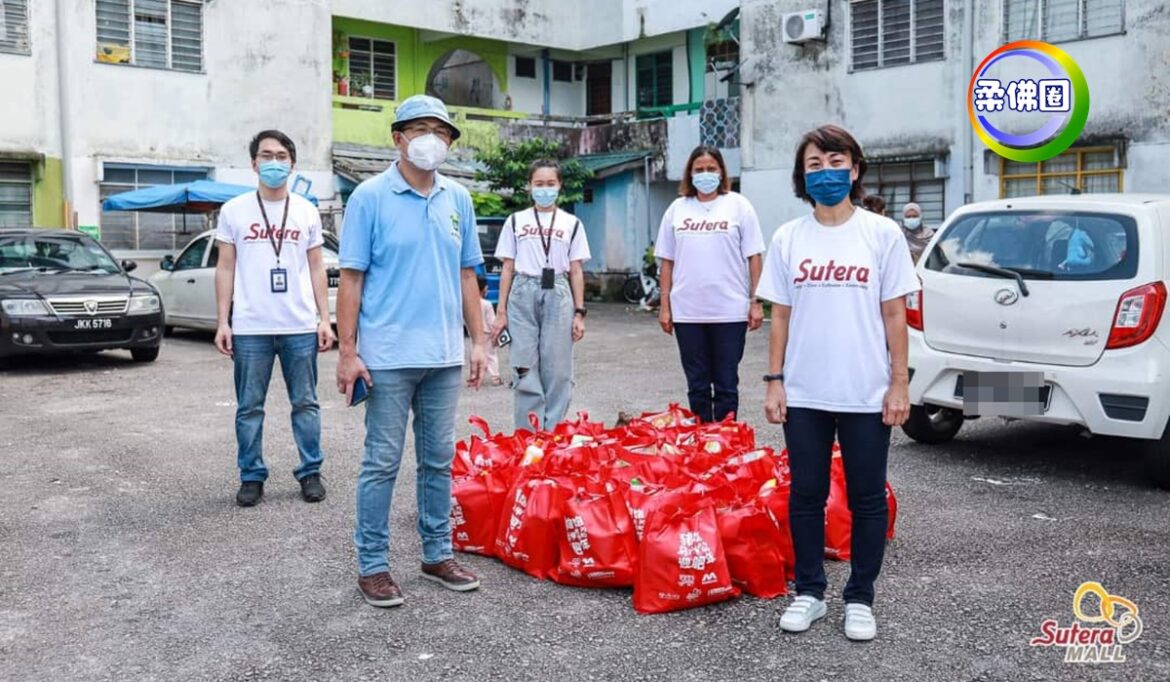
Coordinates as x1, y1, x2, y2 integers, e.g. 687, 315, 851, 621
392, 95, 462, 141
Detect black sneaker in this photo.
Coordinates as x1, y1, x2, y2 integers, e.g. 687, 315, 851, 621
299, 474, 326, 503
236, 481, 263, 507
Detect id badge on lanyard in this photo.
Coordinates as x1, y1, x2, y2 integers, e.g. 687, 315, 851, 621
537, 209, 557, 290
257, 193, 291, 294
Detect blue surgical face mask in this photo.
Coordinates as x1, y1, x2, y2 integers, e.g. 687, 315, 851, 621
804, 167, 854, 207
532, 186, 560, 209
904, 217, 923, 230
258, 161, 291, 189
692, 171, 721, 195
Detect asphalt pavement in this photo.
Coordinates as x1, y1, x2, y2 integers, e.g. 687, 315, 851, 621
2, 303, 1167, 681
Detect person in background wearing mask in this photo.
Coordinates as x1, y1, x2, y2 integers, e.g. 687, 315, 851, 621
214, 130, 335, 508
656, 145, 766, 423
757, 125, 919, 642
861, 195, 886, 216
900, 202, 934, 264
491, 159, 591, 431
336, 95, 488, 608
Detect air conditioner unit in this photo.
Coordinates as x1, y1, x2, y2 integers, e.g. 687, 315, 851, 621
783, 9, 826, 44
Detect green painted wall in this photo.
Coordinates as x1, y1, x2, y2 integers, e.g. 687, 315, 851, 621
687, 28, 707, 104
33, 157, 65, 227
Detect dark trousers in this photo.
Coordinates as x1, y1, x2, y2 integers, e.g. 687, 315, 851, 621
673, 322, 748, 423
782, 408, 891, 606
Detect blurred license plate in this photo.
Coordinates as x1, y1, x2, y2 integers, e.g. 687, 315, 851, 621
74, 318, 113, 330
955, 371, 1052, 416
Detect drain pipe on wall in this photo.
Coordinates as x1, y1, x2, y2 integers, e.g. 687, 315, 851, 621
54, 0, 75, 226
960, 0, 975, 205
542, 48, 551, 119
644, 155, 653, 245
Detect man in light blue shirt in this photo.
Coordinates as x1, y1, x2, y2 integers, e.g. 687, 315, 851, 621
336, 95, 487, 608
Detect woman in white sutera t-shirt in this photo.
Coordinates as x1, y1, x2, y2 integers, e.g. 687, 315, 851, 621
491, 159, 591, 431
756, 125, 920, 642
655, 145, 766, 424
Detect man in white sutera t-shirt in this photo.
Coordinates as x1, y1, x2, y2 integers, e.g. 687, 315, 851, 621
213, 130, 335, 508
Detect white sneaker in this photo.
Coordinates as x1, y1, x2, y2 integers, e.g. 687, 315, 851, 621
844, 603, 877, 641
779, 595, 827, 633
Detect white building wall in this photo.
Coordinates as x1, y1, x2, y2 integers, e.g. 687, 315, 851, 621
739, 0, 1170, 238
0, 0, 61, 158
41, 0, 336, 248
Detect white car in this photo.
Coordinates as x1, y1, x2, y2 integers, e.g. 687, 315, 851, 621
903, 194, 1170, 488
150, 229, 339, 332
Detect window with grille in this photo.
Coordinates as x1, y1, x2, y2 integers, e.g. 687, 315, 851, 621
0, 162, 32, 228
95, 0, 203, 72
1004, 0, 1124, 43
348, 37, 396, 100
99, 165, 208, 251
1000, 146, 1123, 198
864, 159, 946, 225
0, 0, 29, 55
636, 51, 673, 108
850, 0, 945, 71
552, 60, 573, 83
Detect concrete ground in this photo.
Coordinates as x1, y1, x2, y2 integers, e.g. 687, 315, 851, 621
1, 303, 1168, 682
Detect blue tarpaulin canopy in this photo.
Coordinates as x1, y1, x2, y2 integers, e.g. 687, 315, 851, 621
101, 179, 318, 214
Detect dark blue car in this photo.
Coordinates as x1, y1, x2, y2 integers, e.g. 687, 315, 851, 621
475, 217, 505, 305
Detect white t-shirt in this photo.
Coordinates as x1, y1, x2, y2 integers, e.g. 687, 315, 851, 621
756, 209, 920, 412
654, 192, 766, 323
215, 192, 324, 335
494, 208, 591, 276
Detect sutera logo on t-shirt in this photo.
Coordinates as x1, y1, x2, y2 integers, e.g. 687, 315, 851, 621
676, 218, 733, 233
517, 223, 568, 241
244, 223, 302, 243
793, 258, 871, 288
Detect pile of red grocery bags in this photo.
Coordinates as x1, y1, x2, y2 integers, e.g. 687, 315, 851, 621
449, 405, 897, 614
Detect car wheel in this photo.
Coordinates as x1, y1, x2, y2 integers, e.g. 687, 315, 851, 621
902, 404, 964, 444
131, 347, 160, 363
1144, 424, 1170, 490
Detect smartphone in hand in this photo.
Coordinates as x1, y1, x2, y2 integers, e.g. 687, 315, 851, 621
496, 326, 512, 347
349, 376, 370, 407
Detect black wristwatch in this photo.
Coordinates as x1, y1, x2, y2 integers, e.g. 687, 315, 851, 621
763, 373, 785, 383
574, 308, 588, 318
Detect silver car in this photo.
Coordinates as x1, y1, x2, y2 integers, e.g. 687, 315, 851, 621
150, 229, 339, 332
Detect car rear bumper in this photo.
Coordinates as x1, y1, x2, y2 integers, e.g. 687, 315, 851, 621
0, 313, 164, 357
908, 330, 1170, 440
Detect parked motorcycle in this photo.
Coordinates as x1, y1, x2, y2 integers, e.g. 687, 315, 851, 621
622, 260, 661, 308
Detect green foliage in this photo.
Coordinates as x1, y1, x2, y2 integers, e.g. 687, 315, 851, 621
471, 191, 506, 218
475, 138, 594, 214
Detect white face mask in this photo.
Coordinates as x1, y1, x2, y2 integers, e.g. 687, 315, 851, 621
406, 133, 449, 171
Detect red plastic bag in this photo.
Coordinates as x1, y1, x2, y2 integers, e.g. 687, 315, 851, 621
633, 504, 740, 614
756, 478, 797, 582
824, 454, 899, 560
717, 502, 789, 599
495, 477, 563, 580
554, 485, 639, 588
451, 470, 509, 557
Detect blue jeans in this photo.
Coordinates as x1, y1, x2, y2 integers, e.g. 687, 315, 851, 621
782, 408, 890, 606
232, 333, 323, 483
673, 322, 748, 423
355, 366, 462, 577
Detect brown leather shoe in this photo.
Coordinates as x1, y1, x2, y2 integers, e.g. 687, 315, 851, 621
358, 572, 405, 608
421, 559, 481, 592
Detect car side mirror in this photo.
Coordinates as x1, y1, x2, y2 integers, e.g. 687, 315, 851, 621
160, 256, 174, 272
122, 260, 138, 272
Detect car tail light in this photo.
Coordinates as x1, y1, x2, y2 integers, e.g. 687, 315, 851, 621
1106, 281, 1167, 349
906, 290, 923, 331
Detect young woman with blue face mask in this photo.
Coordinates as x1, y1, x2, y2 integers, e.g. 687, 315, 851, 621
755, 125, 920, 642
491, 160, 592, 431
655, 145, 766, 424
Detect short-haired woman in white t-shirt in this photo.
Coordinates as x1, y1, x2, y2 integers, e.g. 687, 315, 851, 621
655, 145, 767, 423
491, 160, 592, 431
756, 125, 920, 642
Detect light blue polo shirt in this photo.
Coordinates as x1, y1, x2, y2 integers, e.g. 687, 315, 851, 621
339, 163, 483, 370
